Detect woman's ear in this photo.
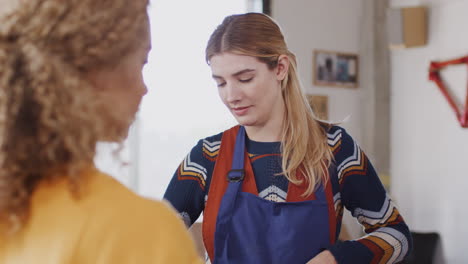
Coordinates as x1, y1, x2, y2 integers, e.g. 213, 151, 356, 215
276, 55, 290, 81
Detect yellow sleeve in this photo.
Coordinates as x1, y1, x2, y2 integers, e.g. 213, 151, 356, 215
78, 199, 204, 264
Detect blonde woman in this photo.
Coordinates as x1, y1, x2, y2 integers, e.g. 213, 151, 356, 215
164, 13, 412, 264
0, 1, 202, 263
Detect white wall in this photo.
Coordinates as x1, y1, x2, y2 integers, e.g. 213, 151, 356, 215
272, 0, 367, 145
94, 123, 140, 190
390, 0, 468, 263
272, 0, 370, 240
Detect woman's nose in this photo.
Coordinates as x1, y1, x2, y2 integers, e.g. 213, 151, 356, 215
141, 84, 148, 96
225, 83, 241, 103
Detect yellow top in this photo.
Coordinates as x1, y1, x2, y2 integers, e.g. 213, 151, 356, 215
0, 167, 203, 264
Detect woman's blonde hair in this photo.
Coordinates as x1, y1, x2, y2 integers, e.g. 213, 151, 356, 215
0, 0, 148, 231
206, 13, 333, 196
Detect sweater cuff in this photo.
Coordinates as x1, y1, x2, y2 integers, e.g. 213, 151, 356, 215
328, 240, 374, 264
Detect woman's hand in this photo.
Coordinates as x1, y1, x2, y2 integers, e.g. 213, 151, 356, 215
306, 250, 337, 264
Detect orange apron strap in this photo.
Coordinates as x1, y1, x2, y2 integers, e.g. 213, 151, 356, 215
202, 126, 258, 261
286, 169, 317, 202
324, 174, 337, 244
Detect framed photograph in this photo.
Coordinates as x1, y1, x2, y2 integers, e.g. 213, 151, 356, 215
313, 50, 359, 88
306, 94, 329, 120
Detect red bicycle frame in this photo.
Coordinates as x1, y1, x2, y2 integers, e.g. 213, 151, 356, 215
429, 55, 468, 128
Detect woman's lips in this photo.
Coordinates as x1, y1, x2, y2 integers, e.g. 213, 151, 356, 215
232, 106, 250, 116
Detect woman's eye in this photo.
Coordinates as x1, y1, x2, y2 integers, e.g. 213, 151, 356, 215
239, 77, 253, 83
217, 82, 226, 88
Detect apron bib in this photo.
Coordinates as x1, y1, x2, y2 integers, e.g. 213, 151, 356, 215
203, 126, 336, 264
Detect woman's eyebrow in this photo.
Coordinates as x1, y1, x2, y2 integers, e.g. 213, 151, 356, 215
232, 69, 255, 77
212, 69, 255, 79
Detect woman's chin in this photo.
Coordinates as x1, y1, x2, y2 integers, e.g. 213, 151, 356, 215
234, 116, 255, 127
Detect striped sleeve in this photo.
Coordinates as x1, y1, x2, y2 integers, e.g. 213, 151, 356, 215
163, 134, 221, 227
328, 127, 412, 264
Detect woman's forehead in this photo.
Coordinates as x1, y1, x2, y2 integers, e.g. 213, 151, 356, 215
210, 53, 261, 75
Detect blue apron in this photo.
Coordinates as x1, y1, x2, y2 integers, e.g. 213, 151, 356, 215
213, 126, 332, 264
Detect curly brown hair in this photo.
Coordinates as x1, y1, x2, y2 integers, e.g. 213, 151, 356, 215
0, 0, 149, 232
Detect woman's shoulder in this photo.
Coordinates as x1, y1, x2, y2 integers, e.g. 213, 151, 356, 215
88, 170, 170, 213
192, 126, 237, 156
89, 170, 186, 222
320, 122, 345, 135
322, 123, 346, 143
321, 124, 359, 157
199, 130, 224, 150
80, 171, 202, 262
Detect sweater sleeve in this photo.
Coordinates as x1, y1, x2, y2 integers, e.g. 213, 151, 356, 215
328, 127, 412, 264
163, 137, 219, 227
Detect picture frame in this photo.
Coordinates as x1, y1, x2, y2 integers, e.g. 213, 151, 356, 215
306, 94, 329, 120
313, 50, 359, 88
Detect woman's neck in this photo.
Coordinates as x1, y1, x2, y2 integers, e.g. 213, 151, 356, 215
244, 94, 286, 142
244, 117, 283, 142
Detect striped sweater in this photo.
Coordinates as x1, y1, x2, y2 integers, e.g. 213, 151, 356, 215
163, 125, 412, 263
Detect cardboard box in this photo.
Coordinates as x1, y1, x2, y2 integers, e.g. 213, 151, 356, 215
387, 6, 427, 49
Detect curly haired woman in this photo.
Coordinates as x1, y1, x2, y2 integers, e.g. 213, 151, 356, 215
0, 1, 202, 263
